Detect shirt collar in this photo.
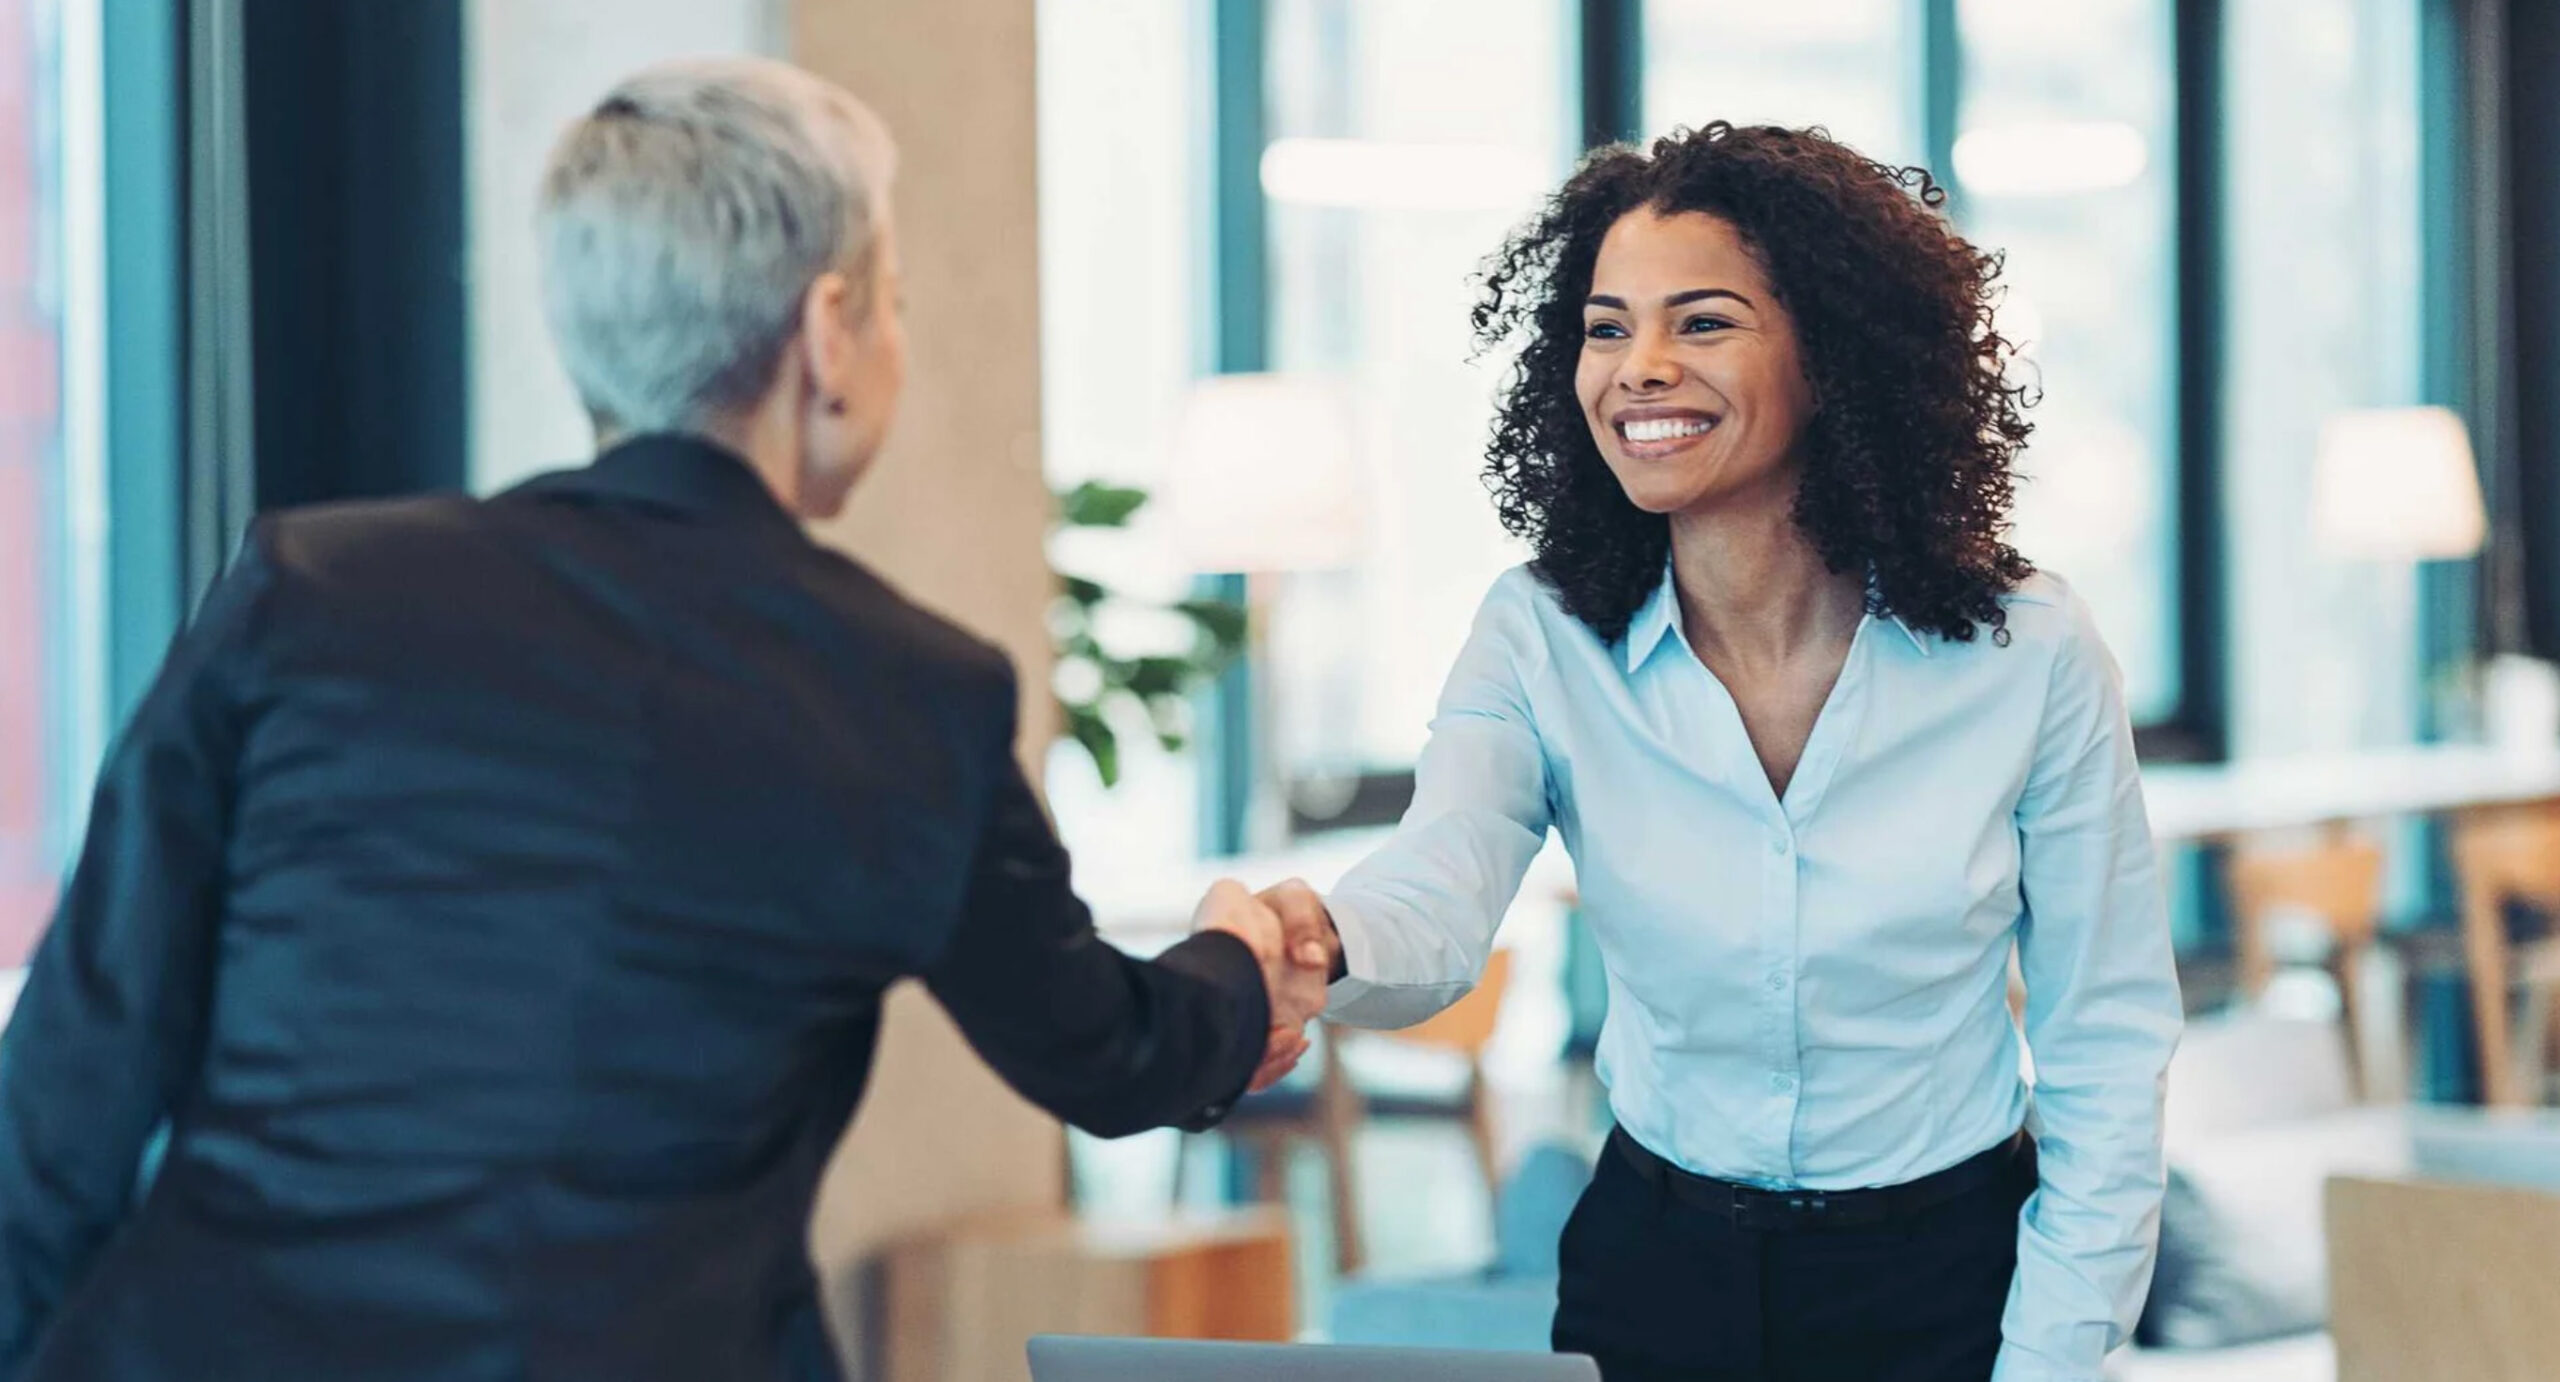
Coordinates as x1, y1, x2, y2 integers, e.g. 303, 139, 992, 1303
1621, 567, 1681, 674
515, 432, 806, 543
1875, 601, 1932, 657
1620, 564, 1933, 673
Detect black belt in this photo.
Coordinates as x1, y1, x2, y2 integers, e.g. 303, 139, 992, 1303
1608, 1126, 2032, 1233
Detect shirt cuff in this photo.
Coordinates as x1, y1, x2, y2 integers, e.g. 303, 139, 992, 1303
1989, 1342, 2105, 1382
1151, 929, 1272, 1131
1320, 891, 1383, 1014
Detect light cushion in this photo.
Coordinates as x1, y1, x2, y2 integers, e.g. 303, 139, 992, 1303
2110, 1331, 2333, 1382
2140, 1106, 2410, 1349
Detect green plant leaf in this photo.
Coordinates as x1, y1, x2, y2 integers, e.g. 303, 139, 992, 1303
1123, 656, 1194, 700
1058, 574, 1107, 607
1173, 598, 1250, 654
1057, 480, 1151, 529
1142, 692, 1192, 747
1062, 700, 1121, 788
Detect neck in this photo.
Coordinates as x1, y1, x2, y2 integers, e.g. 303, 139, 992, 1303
632, 391, 798, 514
1666, 482, 1864, 667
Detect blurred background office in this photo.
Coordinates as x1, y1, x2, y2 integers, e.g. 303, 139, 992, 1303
7, 1, 2560, 1379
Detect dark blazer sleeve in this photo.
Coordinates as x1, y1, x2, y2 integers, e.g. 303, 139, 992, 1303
0, 524, 274, 1375
923, 672, 1268, 1139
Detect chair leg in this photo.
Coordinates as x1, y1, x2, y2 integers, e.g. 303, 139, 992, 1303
2545, 986, 2560, 1074
2544, 986, 2560, 1101
2463, 888, 2522, 1107
1465, 1063, 1502, 1215
1318, 1042, 1363, 1276
2517, 984, 2556, 1107
1254, 1133, 1290, 1205
2333, 949, 2368, 1100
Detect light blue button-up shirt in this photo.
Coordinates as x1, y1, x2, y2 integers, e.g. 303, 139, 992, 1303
1323, 564, 2182, 1382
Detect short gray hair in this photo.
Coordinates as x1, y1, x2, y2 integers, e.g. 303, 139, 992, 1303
537, 57, 897, 435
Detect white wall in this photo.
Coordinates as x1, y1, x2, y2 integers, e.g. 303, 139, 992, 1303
463, 0, 784, 491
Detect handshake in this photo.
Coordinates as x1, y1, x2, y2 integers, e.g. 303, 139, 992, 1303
1194, 879, 1345, 1093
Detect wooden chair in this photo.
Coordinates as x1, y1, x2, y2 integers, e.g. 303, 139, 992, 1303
1350, 947, 1516, 1212
2224, 830, 2390, 1097
1184, 949, 1515, 1276
2450, 804, 2560, 1107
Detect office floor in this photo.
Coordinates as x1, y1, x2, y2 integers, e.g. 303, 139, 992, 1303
1071, 1042, 1605, 1335
1071, 896, 1597, 1330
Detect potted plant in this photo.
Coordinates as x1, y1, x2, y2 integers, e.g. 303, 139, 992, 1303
1049, 480, 1246, 787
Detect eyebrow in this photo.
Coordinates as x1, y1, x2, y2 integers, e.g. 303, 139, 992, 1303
1585, 288, 1757, 311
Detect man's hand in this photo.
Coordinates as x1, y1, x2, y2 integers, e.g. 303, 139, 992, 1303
1258, 878, 1345, 985
1192, 880, 1329, 1091
1233, 878, 1346, 1090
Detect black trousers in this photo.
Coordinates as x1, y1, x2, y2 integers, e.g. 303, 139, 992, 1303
1551, 1133, 2034, 1382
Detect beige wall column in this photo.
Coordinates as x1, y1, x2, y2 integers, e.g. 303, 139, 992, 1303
787, 0, 1066, 1373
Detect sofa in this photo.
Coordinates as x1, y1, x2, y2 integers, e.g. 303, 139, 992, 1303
1329, 1010, 2560, 1380
2117, 1010, 2560, 1380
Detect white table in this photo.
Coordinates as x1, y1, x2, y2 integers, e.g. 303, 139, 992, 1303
1086, 744, 2560, 938
2143, 745, 2560, 844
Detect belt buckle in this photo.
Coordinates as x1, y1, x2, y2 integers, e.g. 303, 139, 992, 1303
1779, 1192, 1835, 1227
1733, 1186, 1846, 1231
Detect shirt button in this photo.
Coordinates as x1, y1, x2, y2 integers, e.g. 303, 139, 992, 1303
1770, 1074, 1796, 1094
1766, 972, 1788, 992
1770, 836, 1790, 857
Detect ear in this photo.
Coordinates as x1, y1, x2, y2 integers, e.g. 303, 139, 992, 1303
798, 270, 858, 407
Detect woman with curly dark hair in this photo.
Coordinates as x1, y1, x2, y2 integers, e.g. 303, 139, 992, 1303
1251, 124, 2181, 1381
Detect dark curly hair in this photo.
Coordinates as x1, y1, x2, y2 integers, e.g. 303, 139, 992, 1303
1474, 122, 2036, 646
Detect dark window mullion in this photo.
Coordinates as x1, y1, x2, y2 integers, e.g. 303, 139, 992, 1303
1196, 0, 1268, 857
1920, 0, 1960, 218
1579, 0, 1642, 148
2167, 0, 2227, 762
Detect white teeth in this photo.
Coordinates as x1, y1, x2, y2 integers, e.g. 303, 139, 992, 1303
1621, 416, 1715, 443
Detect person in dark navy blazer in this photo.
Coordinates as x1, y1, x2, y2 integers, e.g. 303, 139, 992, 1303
0, 58, 1322, 1382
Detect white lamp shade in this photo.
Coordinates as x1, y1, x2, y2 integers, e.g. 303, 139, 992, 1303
1163, 373, 1366, 574
2311, 406, 2486, 561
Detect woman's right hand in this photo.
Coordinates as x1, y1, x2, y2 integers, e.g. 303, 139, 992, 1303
1257, 878, 1346, 985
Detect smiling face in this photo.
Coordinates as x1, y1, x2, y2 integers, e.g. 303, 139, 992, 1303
1574, 208, 1818, 518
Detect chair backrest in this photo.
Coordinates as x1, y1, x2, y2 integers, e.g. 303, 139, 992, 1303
2452, 804, 2560, 1107
1387, 949, 1514, 1057
2326, 1175, 2560, 1382
2164, 1009, 2359, 1146
2453, 804, 2560, 915
2226, 831, 2387, 995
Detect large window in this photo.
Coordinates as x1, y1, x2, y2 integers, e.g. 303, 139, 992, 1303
1648, 1, 2182, 726
2222, 0, 2427, 757
1033, 0, 1216, 882
1036, 1, 2463, 867
1955, 0, 2181, 721
1261, 0, 1568, 800
1643, 1, 1918, 166
1, 0, 102, 966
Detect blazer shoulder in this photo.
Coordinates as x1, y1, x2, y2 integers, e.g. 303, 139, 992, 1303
798, 548, 1019, 699
258, 492, 489, 582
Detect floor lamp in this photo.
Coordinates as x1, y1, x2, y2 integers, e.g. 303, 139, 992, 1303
1164, 373, 1367, 853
